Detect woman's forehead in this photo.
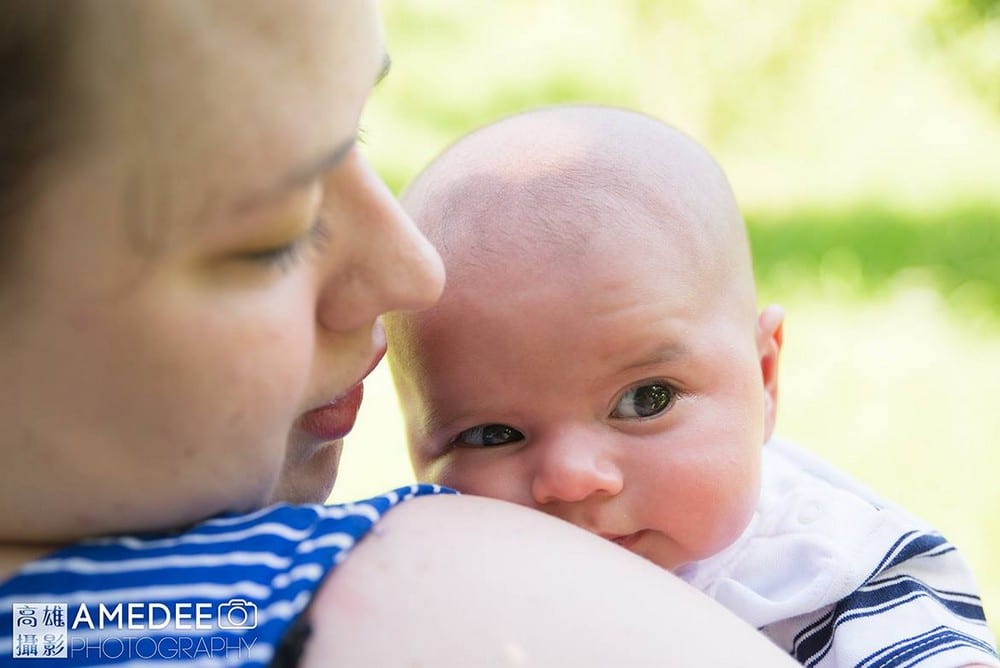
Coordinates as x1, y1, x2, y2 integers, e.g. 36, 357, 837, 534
79, 1, 383, 226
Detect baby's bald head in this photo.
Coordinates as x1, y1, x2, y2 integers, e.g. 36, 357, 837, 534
401, 106, 755, 307
387, 108, 784, 558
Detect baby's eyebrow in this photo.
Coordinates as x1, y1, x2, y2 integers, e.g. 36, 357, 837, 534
617, 344, 689, 373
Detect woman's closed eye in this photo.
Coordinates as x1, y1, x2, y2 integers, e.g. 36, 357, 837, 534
241, 215, 330, 272
611, 382, 678, 419
452, 423, 525, 448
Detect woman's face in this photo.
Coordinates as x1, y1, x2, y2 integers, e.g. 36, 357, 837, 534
0, 0, 444, 541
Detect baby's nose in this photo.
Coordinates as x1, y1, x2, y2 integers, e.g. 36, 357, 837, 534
529, 431, 624, 506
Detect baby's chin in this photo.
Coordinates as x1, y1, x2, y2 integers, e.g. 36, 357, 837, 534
269, 439, 344, 505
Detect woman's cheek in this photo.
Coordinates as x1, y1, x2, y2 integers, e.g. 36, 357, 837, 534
170, 295, 313, 459
226, 320, 313, 431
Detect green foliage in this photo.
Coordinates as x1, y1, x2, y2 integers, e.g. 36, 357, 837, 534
926, 0, 1000, 111
369, 0, 1000, 208
949, 0, 1000, 22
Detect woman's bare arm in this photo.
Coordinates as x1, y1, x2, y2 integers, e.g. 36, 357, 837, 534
304, 494, 796, 667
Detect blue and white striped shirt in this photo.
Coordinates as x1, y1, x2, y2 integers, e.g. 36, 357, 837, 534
1, 484, 451, 667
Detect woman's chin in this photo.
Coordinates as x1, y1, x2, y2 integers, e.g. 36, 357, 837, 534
270, 439, 343, 504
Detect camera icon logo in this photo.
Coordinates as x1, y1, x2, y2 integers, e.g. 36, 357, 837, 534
217, 599, 258, 629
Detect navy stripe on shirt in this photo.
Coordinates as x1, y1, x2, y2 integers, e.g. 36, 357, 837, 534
791, 531, 990, 667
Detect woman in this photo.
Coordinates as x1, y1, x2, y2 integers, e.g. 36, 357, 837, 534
0, 2, 796, 665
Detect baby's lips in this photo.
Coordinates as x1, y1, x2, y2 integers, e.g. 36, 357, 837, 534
603, 530, 647, 551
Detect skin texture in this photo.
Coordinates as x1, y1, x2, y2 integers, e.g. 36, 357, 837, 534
0, 5, 803, 666
387, 106, 785, 572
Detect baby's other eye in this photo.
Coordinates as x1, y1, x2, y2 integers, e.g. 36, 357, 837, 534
452, 424, 524, 448
612, 383, 676, 419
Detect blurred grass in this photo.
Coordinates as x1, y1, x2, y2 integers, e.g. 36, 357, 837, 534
749, 203, 1000, 320
333, 0, 1000, 644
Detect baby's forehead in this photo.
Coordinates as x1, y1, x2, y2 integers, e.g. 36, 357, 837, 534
430, 159, 723, 275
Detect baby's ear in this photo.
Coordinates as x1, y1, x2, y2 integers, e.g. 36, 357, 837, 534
756, 305, 785, 442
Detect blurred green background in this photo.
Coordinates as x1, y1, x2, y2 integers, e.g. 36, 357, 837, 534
332, 0, 1000, 642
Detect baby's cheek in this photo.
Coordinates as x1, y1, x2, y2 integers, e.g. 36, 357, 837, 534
703, 469, 761, 555
432, 455, 526, 503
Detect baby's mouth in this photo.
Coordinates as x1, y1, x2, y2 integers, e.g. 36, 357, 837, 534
606, 530, 648, 551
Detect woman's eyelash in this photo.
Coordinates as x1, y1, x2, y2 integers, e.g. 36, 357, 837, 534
357, 124, 370, 145
246, 215, 330, 272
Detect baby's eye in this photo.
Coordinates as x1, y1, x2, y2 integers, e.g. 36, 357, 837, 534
452, 424, 524, 448
611, 383, 676, 419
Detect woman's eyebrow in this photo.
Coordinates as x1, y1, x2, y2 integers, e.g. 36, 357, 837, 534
277, 138, 358, 193
234, 138, 356, 213
237, 53, 391, 212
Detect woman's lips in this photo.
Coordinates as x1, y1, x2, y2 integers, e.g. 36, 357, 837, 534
296, 383, 364, 441
296, 323, 387, 442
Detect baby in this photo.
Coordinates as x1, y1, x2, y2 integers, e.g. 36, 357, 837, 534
384, 105, 999, 667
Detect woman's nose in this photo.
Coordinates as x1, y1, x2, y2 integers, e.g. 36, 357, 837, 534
317, 153, 445, 333
530, 431, 624, 506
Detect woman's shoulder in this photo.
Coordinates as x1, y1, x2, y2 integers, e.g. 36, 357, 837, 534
303, 493, 800, 667
0, 484, 451, 666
